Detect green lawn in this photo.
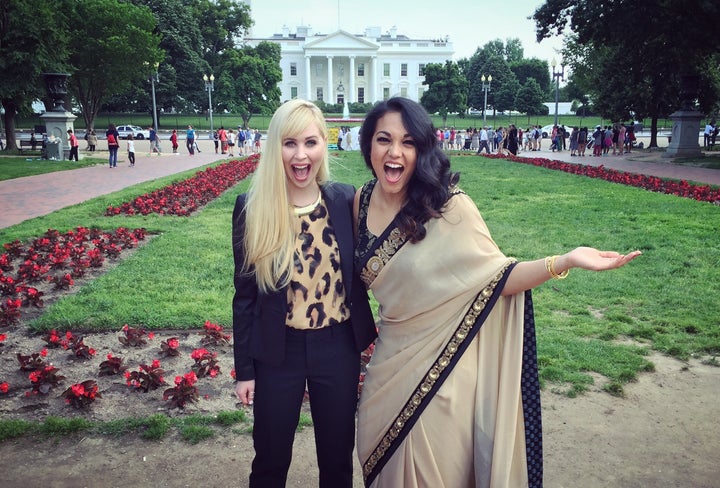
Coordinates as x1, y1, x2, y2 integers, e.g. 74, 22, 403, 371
1, 152, 718, 396
0, 156, 104, 181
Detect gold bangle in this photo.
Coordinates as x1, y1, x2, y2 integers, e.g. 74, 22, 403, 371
545, 255, 569, 280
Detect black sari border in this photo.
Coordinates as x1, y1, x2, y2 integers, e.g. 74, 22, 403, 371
363, 261, 519, 486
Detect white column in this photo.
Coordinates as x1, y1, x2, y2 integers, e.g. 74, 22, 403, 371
305, 56, 312, 100
326, 55, 333, 104
371, 56, 378, 102
349, 56, 356, 104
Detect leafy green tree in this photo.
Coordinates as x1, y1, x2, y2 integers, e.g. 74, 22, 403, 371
66, 0, 162, 131
515, 78, 548, 122
0, 0, 68, 149
533, 0, 720, 147
466, 39, 524, 113
126, 0, 254, 117
420, 61, 468, 127
215, 42, 282, 127
510, 58, 551, 95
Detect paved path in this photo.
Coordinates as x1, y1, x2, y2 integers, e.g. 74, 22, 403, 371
0, 139, 234, 229
1, 138, 719, 230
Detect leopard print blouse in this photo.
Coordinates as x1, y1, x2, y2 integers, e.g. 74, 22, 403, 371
286, 198, 349, 329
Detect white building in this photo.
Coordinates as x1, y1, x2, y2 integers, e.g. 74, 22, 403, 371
243, 25, 454, 105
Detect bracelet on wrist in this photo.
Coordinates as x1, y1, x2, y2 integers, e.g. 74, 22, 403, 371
545, 255, 569, 280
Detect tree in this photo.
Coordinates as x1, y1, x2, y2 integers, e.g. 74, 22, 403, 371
466, 39, 524, 113
131, 0, 205, 116
67, 0, 162, 131
420, 61, 468, 127
0, 0, 69, 150
533, 0, 720, 147
510, 58, 551, 95
515, 78, 548, 122
215, 42, 282, 128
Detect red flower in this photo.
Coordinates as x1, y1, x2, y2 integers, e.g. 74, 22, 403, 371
71, 383, 86, 397
0, 382, 9, 393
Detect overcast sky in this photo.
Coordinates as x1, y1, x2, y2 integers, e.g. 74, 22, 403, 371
246, 0, 566, 62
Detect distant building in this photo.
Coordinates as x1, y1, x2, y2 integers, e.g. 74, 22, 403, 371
243, 25, 454, 104
543, 102, 574, 115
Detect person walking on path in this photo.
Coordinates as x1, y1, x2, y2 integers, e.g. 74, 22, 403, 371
149, 127, 162, 154
127, 134, 136, 167
106, 124, 120, 168
186, 125, 196, 155
232, 99, 376, 487
67, 129, 79, 161
170, 129, 179, 153
227, 129, 235, 157
87, 130, 98, 152
219, 126, 228, 154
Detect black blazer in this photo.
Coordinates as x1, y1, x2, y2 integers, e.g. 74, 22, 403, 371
232, 182, 377, 381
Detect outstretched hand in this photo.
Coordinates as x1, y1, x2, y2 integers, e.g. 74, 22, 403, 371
566, 246, 642, 272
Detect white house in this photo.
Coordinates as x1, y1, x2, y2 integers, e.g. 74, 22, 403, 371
243, 25, 454, 104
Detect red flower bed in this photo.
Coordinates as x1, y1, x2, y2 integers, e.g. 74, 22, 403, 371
478, 153, 720, 205
0, 227, 148, 327
104, 156, 259, 217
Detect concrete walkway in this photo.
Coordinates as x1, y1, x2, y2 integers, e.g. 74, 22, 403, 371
0, 139, 233, 229
1, 138, 719, 230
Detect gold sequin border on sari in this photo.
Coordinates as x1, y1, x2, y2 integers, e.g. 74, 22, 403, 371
360, 227, 407, 288
362, 261, 515, 481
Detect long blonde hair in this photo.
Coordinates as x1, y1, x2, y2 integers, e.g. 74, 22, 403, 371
242, 99, 330, 293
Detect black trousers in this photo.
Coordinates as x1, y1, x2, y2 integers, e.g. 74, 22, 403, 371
249, 322, 360, 488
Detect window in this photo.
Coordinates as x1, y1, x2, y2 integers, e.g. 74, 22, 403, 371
338, 63, 344, 76
401, 63, 407, 77
316, 63, 323, 76
383, 87, 390, 100
358, 63, 365, 76
383, 63, 390, 77
418, 87, 424, 100
337, 93, 344, 105
400, 87, 408, 98
290, 87, 298, 99
290, 63, 297, 76
317, 87, 323, 102
418, 64, 425, 76
358, 87, 365, 104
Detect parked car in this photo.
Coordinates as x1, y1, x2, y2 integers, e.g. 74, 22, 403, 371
541, 124, 555, 138
116, 125, 150, 140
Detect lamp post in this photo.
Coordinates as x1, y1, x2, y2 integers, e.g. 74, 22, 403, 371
203, 74, 215, 132
481, 74, 492, 127
150, 62, 159, 132
551, 58, 564, 127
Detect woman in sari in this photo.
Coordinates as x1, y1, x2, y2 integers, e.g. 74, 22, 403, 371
353, 97, 641, 488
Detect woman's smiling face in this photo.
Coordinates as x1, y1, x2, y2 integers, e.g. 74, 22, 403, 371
282, 123, 325, 194
370, 111, 417, 198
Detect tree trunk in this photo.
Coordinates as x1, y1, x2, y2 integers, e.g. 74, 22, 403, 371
2, 99, 18, 150
649, 117, 659, 148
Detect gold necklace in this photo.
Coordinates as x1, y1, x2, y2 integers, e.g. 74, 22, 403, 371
293, 191, 322, 215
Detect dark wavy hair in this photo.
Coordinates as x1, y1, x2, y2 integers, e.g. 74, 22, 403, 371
359, 97, 459, 243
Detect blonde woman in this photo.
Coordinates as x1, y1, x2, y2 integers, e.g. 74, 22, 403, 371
232, 99, 376, 487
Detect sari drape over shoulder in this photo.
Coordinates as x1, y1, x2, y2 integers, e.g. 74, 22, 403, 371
356, 181, 542, 488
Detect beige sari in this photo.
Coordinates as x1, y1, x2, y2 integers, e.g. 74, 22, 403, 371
356, 182, 542, 487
